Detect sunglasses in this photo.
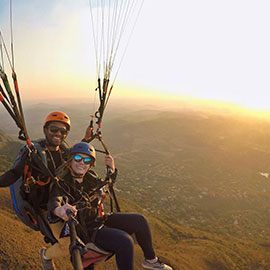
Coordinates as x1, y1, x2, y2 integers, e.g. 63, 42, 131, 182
73, 154, 93, 165
48, 125, 68, 135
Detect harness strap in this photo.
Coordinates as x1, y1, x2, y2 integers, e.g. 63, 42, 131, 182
22, 160, 51, 191
98, 193, 106, 217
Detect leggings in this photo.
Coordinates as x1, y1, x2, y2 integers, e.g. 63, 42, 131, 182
93, 213, 156, 270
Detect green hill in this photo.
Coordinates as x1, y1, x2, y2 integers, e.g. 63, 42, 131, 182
0, 130, 22, 172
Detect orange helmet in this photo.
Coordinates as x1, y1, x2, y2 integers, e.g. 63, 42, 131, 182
44, 111, 71, 130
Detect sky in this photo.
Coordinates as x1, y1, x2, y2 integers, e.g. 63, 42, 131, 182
0, 0, 270, 111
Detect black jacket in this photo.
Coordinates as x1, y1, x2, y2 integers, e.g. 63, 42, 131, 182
0, 139, 69, 210
48, 169, 117, 241
0, 139, 70, 244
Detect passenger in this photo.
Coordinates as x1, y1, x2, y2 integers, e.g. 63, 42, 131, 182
48, 142, 173, 270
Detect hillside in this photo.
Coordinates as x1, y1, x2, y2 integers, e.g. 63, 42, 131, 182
0, 188, 270, 270
104, 110, 270, 241
0, 130, 21, 172
1, 104, 270, 269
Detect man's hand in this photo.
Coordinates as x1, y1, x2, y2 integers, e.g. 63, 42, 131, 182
54, 203, 77, 221
83, 126, 94, 142
105, 155, 115, 173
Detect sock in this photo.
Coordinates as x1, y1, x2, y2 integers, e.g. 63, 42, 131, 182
146, 257, 158, 263
43, 250, 50, 260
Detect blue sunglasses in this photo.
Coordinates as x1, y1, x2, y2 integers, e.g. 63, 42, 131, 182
73, 154, 93, 165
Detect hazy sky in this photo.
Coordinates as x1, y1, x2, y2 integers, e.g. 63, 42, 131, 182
0, 0, 270, 110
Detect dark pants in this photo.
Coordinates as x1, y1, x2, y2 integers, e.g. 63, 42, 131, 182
92, 213, 156, 270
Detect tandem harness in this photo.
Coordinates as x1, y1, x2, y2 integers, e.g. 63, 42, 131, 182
9, 140, 69, 243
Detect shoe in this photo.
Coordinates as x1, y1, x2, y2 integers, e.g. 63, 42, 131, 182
142, 258, 173, 270
40, 248, 56, 270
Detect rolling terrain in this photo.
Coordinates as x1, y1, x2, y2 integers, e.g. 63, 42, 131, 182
0, 187, 269, 270
0, 102, 270, 269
